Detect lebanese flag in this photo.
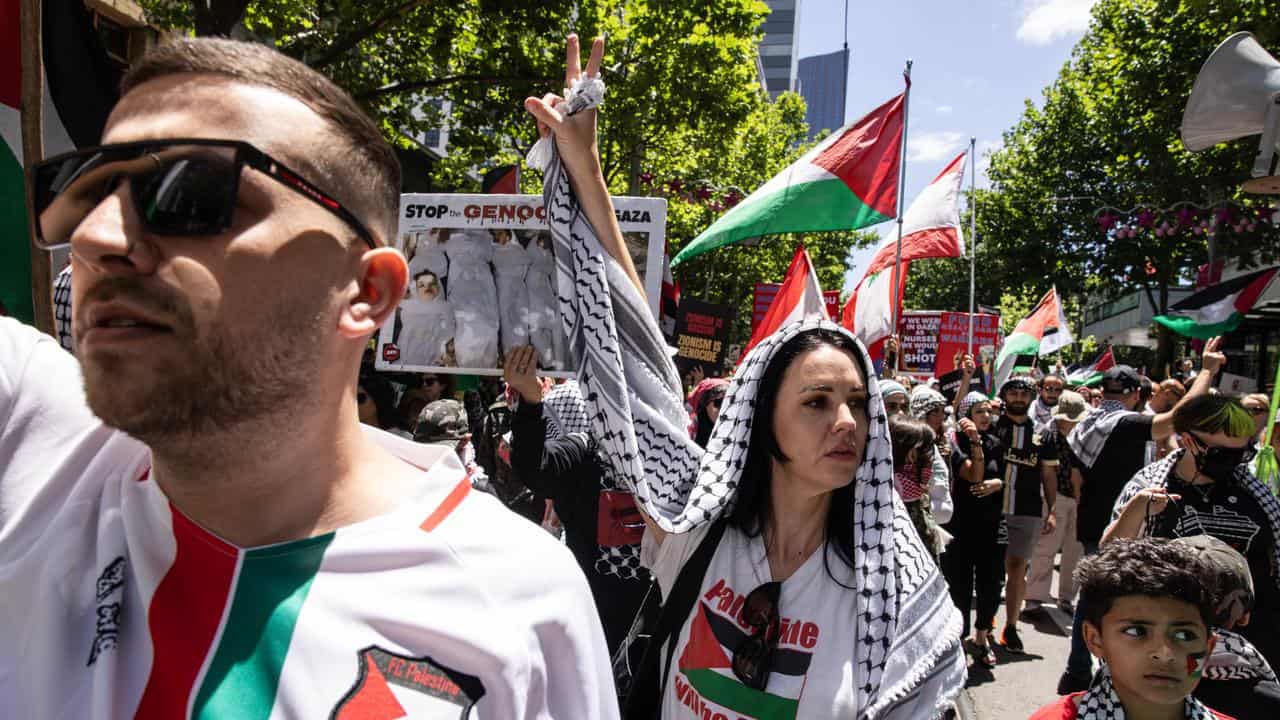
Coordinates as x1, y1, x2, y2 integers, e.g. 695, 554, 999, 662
671, 91, 905, 267
861, 152, 967, 276
1067, 347, 1116, 387
1155, 266, 1278, 339
740, 245, 825, 359
1, 0, 118, 321
841, 261, 909, 353
993, 287, 1067, 391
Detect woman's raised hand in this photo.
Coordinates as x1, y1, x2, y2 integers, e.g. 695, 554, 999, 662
523, 34, 605, 182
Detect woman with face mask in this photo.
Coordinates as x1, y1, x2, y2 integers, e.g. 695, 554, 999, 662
1103, 394, 1280, 672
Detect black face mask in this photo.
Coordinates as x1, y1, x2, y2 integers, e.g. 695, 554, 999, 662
1190, 439, 1257, 481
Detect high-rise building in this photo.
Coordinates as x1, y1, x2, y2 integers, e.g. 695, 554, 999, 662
797, 49, 848, 138
758, 0, 802, 97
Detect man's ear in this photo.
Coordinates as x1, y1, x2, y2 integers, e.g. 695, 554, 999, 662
339, 247, 408, 339
1083, 620, 1106, 661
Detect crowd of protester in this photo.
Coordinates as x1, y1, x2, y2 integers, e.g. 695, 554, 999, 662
9, 31, 1280, 720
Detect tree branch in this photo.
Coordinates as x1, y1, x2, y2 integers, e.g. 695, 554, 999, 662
355, 74, 550, 101
303, 0, 432, 68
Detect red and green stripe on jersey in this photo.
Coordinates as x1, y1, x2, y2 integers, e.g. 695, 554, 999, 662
134, 476, 471, 719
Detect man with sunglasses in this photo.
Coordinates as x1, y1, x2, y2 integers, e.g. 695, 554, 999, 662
1, 38, 616, 719
1104, 393, 1280, 673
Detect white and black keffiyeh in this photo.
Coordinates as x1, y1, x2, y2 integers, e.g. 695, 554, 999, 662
541, 138, 964, 717
1111, 450, 1280, 593
543, 380, 648, 581
1069, 400, 1138, 469
1207, 628, 1277, 682
1077, 667, 1218, 719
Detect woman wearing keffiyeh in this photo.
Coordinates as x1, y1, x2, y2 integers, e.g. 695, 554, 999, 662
523, 34, 965, 720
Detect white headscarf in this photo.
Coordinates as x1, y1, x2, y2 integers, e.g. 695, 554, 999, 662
541, 141, 963, 719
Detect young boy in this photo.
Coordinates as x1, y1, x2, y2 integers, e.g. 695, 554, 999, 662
1029, 537, 1235, 719
1174, 535, 1280, 719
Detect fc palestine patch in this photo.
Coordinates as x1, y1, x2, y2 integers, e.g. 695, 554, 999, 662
330, 646, 485, 719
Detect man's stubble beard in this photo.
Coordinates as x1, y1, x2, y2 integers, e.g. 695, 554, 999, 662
83, 292, 330, 448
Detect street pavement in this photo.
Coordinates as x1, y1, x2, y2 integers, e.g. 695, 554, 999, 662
958, 574, 1077, 719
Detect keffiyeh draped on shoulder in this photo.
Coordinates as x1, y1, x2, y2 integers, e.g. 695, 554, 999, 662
541, 144, 964, 719
1076, 667, 1218, 719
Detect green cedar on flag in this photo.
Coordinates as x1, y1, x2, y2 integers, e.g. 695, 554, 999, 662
1, 0, 118, 321
670, 92, 905, 268
1154, 266, 1278, 339
992, 287, 1070, 392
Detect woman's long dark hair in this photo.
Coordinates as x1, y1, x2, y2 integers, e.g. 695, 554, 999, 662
726, 329, 868, 585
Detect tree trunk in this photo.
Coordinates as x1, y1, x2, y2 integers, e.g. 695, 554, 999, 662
626, 140, 644, 196
1154, 277, 1174, 380
194, 0, 252, 37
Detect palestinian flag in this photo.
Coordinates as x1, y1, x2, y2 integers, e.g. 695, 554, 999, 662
1154, 266, 1278, 339
739, 245, 825, 360
1, 0, 118, 321
660, 248, 680, 341
1067, 347, 1116, 387
671, 91, 905, 267
861, 152, 967, 276
993, 287, 1069, 392
673, 597, 814, 720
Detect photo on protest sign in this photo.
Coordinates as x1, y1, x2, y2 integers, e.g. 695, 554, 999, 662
376, 193, 667, 377
672, 298, 735, 379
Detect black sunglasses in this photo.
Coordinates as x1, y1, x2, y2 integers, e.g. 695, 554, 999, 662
1190, 433, 1259, 465
30, 139, 376, 250
732, 581, 781, 691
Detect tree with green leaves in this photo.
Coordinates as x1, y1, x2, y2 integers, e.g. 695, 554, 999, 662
911, 0, 1280, 377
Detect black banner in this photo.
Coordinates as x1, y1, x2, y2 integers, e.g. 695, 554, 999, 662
672, 298, 735, 376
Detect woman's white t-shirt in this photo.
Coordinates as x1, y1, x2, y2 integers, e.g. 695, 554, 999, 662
643, 524, 859, 720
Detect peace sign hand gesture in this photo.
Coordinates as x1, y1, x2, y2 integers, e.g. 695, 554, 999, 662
523, 34, 605, 186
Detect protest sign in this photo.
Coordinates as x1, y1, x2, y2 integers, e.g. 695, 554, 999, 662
934, 312, 1001, 377
376, 193, 667, 377
751, 283, 840, 331
897, 311, 943, 375
673, 298, 735, 377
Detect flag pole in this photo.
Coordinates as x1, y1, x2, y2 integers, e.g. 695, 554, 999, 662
967, 136, 977, 356
20, 0, 52, 335
889, 60, 913, 344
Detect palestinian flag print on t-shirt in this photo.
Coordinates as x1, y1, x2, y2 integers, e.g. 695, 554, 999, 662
672, 577, 817, 720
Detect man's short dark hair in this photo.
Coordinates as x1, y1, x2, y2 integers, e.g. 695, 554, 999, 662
121, 37, 400, 244
1074, 537, 1216, 630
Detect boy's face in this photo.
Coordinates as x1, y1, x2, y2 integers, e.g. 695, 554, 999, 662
1084, 595, 1215, 710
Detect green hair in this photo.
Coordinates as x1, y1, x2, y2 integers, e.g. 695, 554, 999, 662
1172, 394, 1257, 439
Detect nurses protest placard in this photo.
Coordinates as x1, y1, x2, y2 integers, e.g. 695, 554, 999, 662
377, 193, 667, 377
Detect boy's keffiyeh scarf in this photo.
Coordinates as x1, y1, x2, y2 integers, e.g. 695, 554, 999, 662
1077, 667, 1217, 719
1207, 628, 1277, 682
1069, 400, 1137, 469
542, 142, 964, 718
1113, 450, 1280, 593
542, 381, 648, 582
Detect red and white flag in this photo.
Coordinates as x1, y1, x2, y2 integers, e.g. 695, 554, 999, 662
861, 152, 967, 276
740, 246, 826, 359
841, 261, 910, 352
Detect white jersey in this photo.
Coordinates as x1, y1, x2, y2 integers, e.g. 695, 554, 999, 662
644, 524, 860, 719
0, 317, 617, 719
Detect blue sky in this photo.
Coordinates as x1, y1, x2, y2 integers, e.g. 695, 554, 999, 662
796, 0, 1100, 291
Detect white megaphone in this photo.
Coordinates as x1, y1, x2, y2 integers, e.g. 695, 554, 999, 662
1181, 32, 1280, 194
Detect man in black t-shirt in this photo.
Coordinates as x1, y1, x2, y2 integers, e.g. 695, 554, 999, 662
991, 375, 1057, 654
1055, 342, 1223, 695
